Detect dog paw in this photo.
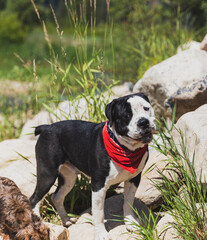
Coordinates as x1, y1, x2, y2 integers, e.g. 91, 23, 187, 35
63, 220, 73, 227
125, 215, 140, 232
125, 223, 137, 232
63, 217, 78, 227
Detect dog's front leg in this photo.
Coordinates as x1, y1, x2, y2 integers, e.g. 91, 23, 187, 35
92, 187, 111, 240
123, 173, 141, 232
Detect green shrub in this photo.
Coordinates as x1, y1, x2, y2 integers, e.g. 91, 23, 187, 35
6, 0, 47, 27
0, 12, 26, 43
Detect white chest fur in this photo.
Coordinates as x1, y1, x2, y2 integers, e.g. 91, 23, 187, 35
105, 151, 148, 187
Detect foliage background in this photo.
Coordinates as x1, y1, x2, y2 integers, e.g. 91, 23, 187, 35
0, 0, 206, 82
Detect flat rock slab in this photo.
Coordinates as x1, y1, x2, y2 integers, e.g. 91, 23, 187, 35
0, 139, 36, 197
68, 194, 158, 240
135, 147, 167, 209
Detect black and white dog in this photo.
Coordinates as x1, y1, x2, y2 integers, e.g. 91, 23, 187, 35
30, 92, 155, 240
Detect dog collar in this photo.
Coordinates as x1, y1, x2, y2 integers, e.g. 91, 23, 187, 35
102, 120, 148, 174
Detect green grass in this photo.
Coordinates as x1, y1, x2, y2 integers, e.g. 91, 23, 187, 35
152, 116, 207, 240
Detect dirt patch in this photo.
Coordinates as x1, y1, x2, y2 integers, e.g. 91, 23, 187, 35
0, 80, 33, 96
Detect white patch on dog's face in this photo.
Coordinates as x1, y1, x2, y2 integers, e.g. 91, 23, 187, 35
127, 96, 155, 141
108, 93, 156, 151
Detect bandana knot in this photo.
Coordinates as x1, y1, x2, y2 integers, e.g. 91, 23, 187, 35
102, 120, 148, 174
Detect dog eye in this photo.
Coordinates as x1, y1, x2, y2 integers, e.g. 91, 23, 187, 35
143, 107, 150, 111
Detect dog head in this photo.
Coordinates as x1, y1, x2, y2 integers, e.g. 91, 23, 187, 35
105, 92, 155, 150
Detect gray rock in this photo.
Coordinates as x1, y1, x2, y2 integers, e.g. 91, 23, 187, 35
46, 222, 69, 240
0, 139, 36, 196
133, 49, 207, 118
177, 40, 201, 53
156, 213, 179, 240
20, 110, 56, 140
156, 203, 207, 240
20, 99, 90, 141
0, 139, 57, 197
164, 76, 207, 121
135, 148, 167, 209
68, 194, 158, 240
172, 104, 207, 183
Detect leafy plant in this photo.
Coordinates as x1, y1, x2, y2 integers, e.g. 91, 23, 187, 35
31, 0, 117, 123
41, 195, 62, 224
130, 208, 160, 240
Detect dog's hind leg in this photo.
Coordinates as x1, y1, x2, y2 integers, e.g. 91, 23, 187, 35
30, 168, 58, 216
30, 130, 65, 215
30, 148, 60, 215
51, 163, 78, 227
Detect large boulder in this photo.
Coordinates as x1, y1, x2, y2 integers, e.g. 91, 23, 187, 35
137, 104, 207, 208
111, 82, 133, 97
0, 138, 58, 197
0, 139, 37, 196
0, 139, 36, 167
164, 76, 207, 121
172, 104, 207, 183
20, 97, 100, 140
135, 147, 167, 209
156, 213, 179, 240
133, 49, 207, 119
20, 111, 56, 140
156, 204, 207, 240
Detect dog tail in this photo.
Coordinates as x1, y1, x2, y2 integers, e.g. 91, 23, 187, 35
34, 125, 50, 136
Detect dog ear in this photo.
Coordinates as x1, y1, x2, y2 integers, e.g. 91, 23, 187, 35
105, 98, 118, 125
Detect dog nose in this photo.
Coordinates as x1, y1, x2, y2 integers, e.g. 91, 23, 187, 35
137, 118, 150, 128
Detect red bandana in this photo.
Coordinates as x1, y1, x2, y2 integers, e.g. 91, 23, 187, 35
102, 121, 148, 174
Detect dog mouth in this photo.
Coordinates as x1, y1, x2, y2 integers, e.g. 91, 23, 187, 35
128, 129, 154, 144
139, 131, 153, 143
